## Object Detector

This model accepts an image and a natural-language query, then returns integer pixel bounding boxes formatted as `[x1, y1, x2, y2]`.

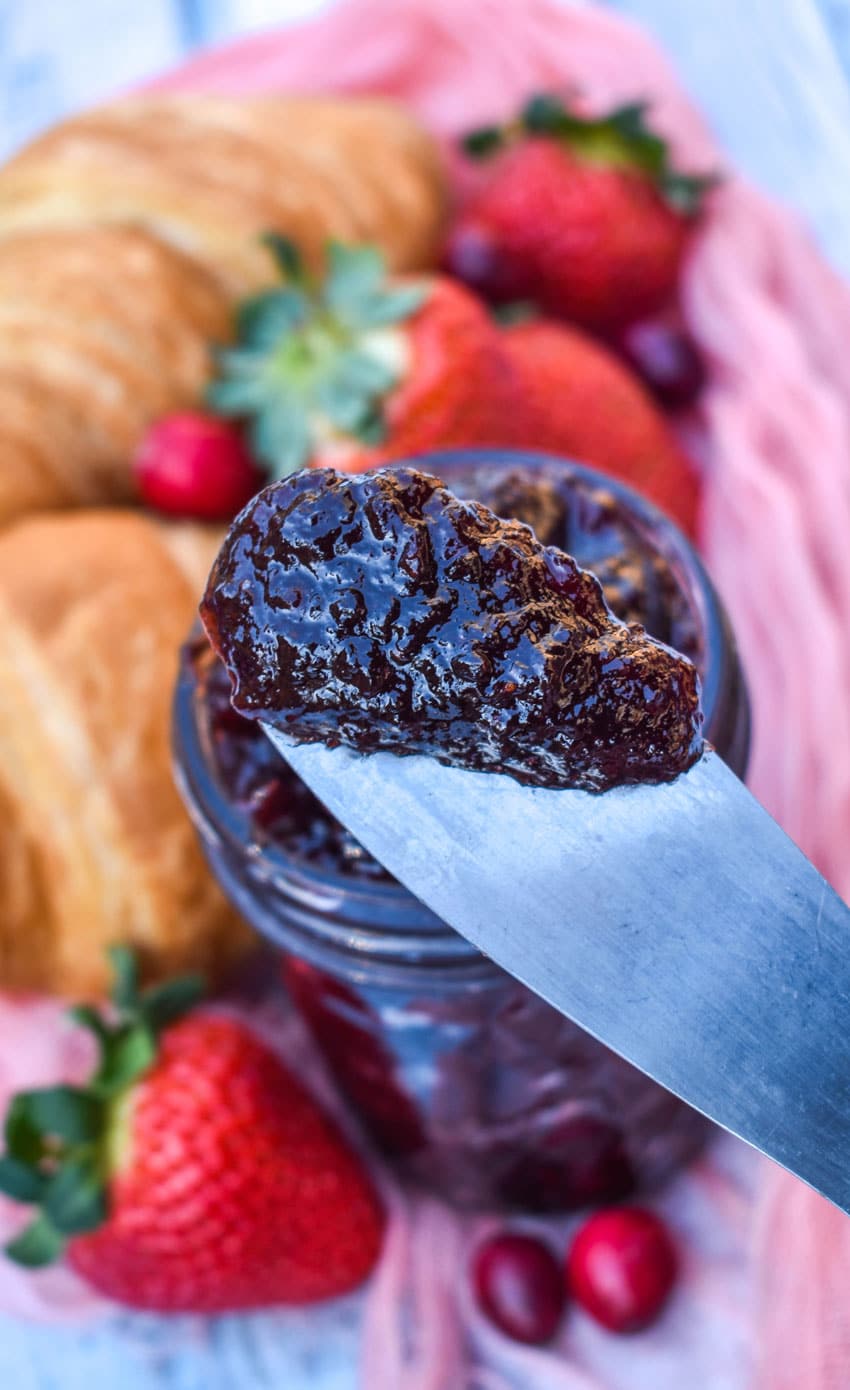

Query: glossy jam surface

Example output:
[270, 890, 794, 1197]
[201, 466, 703, 792]
[196, 461, 706, 875]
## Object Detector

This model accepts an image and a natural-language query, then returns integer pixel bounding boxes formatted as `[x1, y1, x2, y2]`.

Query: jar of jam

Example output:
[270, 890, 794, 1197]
[173, 450, 750, 1210]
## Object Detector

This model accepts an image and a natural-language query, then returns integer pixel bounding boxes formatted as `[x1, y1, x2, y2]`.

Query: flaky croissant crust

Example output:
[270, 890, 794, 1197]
[0, 95, 446, 289]
[0, 509, 253, 998]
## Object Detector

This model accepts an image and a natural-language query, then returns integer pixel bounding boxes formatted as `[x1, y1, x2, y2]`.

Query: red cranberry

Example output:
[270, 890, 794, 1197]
[473, 1232, 566, 1344]
[566, 1207, 678, 1333]
[134, 412, 265, 520]
[252, 776, 293, 831]
[209, 693, 253, 739]
[615, 318, 706, 410]
[283, 960, 426, 1157]
[500, 1115, 635, 1212]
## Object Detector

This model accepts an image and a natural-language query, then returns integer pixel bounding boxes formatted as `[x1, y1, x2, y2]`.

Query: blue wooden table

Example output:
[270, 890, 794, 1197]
[0, 1, 848, 1385]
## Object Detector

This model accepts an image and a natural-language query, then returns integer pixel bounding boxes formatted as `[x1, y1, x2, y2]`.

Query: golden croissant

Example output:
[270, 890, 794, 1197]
[0, 508, 253, 997]
[0, 94, 446, 528]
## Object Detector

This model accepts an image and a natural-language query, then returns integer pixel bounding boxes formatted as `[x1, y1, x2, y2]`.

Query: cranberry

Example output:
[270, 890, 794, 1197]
[135, 412, 264, 520]
[443, 220, 529, 305]
[473, 1232, 566, 1344]
[500, 1115, 635, 1212]
[566, 1207, 678, 1333]
[252, 776, 293, 831]
[283, 960, 425, 1157]
[209, 695, 252, 739]
[615, 317, 706, 411]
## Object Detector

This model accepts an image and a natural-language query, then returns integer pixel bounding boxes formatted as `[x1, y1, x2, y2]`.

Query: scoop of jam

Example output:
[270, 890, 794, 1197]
[201, 466, 702, 791]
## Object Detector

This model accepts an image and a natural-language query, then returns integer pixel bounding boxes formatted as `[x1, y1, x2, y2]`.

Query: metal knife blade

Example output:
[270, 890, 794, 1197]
[263, 731, 850, 1216]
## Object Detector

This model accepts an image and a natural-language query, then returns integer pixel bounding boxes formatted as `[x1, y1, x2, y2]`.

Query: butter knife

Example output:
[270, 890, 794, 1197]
[264, 732, 850, 1217]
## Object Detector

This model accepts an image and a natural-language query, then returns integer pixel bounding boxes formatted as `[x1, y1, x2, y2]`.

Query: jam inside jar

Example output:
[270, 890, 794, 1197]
[173, 450, 750, 1210]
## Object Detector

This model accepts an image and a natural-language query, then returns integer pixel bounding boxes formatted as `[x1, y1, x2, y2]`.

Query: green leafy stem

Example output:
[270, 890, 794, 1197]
[206, 235, 430, 479]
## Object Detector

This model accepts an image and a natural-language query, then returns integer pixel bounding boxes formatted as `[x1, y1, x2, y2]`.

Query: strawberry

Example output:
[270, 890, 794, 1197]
[502, 318, 700, 536]
[0, 949, 383, 1311]
[206, 234, 531, 478]
[134, 412, 265, 520]
[447, 95, 715, 333]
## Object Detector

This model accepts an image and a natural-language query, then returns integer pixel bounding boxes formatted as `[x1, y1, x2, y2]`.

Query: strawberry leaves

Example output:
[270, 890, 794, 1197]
[463, 93, 717, 216]
[463, 125, 504, 158]
[0, 948, 204, 1267]
[323, 243, 426, 328]
[142, 976, 207, 1034]
[91, 1027, 156, 1099]
[207, 238, 429, 478]
[42, 1158, 107, 1237]
[13, 1087, 103, 1143]
[5, 1215, 64, 1268]
[0, 1156, 45, 1203]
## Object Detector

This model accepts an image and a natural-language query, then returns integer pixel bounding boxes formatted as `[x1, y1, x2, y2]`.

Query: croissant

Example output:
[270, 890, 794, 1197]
[0, 95, 446, 528]
[0, 508, 253, 998]
[0, 226, 233, 521]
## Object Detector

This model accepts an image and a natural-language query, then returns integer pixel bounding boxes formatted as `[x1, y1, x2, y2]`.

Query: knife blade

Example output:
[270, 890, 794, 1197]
[263, 730, 850, 1216]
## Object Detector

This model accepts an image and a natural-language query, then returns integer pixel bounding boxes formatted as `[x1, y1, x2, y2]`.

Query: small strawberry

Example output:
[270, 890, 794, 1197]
[206, 234, 531, 478]
[134, 412, 265, 520]
[448, 95, 715, 333]
[502, 318, 700, 536]
[0, 948, 383, 1311]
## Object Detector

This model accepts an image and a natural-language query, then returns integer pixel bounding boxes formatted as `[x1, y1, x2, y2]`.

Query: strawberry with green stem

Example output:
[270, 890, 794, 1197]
[205, 233, 533, 478]
[447, 93, 716, 334]
[0, 947, 384, 1310]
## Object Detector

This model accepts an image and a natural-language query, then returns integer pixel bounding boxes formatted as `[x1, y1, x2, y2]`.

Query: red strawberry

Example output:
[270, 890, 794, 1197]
[0, 949, 383, 1311]
[134, 412, 264, 520]
[206, 234, 531, 479]
[447, 95, 714, 333]
[502, 318, 700, 536]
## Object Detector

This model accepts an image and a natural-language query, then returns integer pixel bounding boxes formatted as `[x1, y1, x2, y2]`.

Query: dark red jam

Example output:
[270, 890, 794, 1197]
[202, 653, 392, 882]
[201, 467, 703, 792]
[195, 462, 706, 875]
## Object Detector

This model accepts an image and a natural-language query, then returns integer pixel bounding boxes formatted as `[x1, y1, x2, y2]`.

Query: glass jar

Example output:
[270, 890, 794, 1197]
[173, 450, 750, 1211]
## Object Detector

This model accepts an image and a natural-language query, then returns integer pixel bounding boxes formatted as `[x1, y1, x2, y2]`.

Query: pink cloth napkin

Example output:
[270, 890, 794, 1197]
[4, 1, 850, 1386]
